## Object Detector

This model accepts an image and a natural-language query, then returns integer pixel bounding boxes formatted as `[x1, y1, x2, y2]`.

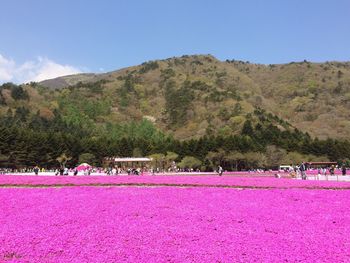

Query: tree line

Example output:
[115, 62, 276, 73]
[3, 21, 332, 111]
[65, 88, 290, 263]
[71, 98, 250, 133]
[1, 106, 350, 170]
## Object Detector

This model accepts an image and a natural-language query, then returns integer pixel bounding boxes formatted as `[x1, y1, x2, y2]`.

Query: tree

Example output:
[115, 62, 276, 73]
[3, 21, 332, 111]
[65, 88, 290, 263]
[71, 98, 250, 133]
[78, 153, 96, 165]
[206, 149, 226, 169]
[178, 156, 202, 170]
[337, 70, 343, 78]
[314, 155, 330, 162]
[281, 152, 305, 166]
[232, 103, 242, 116]
[56, 153, 72, 168]
[265, 145, 287, 168]
[132, 147, 143, 157]
[164, 151, 178, 170]
[224, 151, 245, 170]
[11, 85, 29, 100]
[149, 153, 165, 170]
[14, 107, 30, 122]
[241, 120, 254, 137]
[164, 80, 194, 125]
[244, 152, 266, 169]
[0, 153, 10, 168]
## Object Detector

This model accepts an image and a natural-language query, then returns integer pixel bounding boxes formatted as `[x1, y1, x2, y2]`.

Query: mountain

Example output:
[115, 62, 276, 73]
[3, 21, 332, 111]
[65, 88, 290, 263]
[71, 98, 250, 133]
[39, 73, 100, 89]
[2, 54, 350, 140]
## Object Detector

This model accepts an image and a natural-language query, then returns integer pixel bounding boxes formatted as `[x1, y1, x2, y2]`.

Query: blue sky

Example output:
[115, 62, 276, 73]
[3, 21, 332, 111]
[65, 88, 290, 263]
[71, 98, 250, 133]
[1, 0, 349, 83]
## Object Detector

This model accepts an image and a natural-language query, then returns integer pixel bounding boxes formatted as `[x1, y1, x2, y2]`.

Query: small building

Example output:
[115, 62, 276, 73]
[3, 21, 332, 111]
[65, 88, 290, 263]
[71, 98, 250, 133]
[103, 157, 152, 169]
[305, 162, 337, 167]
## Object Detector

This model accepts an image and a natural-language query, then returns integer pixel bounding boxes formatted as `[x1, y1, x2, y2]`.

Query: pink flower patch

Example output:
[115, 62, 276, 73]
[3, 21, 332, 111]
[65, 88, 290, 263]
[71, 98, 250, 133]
[0, 184, 350, 262]
[0, 174, 349, 189]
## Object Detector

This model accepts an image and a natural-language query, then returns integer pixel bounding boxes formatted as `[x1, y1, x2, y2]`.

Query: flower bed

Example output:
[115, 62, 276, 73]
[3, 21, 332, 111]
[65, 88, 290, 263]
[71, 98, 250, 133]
[0, 174, 349, 189]
[1, 186, 350, 262]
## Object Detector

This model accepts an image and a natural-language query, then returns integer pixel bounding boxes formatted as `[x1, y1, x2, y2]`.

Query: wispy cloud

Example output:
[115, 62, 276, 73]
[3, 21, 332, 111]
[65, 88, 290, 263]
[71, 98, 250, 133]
[0, 54, 82, 84]
[0, 54, 16, 82]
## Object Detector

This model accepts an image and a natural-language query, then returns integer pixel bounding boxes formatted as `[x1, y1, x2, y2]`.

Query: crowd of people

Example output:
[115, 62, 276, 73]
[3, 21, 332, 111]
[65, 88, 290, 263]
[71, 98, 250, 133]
[1, 162, 348, 180]
[281, 162, 347, 180]
[0, 165, 212, 176]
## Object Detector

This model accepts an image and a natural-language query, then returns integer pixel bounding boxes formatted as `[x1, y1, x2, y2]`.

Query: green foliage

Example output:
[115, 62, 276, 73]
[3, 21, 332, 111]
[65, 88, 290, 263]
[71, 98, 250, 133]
[14, 107, 30, 122]
[10, 84, 29, 100]
[1, 110, 350, 170]
[265, 145, 287, 168]
[69, 80, 107, 94]
[165, 80, 194, 126]
[2, 56, 350, 170]
[244, 152, 267, 168]
[132, 148, 143, 157]
[1, 82, 18, 90]
[0, 84, 7, 105]
[218, 107, 231, 121]
[178, 156, 202, 169]
[0, 94, 5, 105]
[139, 61, 159, 74]
[208, 89, 226, 102]
[224, 151, 245, 170]
[206, 149, 226, 167]
[165, 151, 178, 165]
[160, 68, 176, 80]
[117, 74, 139, 108]
[149, 153, 165, 169]
[58, 88, 112, 128]
[241, 120, 254, 137]
[78, 153, 96, 165]
[190, 81, 211, 92]
[337, 70, 343, 78]
[233, 103, 242, 116]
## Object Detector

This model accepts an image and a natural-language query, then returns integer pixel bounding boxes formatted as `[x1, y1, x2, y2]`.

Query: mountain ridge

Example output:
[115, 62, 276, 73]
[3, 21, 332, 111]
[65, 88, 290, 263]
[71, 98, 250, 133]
[2, 54, 350, 140]
[38, 54, 350, 89]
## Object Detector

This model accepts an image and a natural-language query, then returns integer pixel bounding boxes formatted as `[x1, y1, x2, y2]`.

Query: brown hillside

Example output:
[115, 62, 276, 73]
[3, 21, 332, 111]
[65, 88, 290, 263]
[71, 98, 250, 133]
[3, 55, 349, 140]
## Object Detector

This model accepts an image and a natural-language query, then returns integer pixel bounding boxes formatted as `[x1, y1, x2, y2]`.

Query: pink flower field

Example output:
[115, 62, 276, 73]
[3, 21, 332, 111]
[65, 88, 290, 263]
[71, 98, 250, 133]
[1, 176, 350, 262]
[1, 174, 350, 189]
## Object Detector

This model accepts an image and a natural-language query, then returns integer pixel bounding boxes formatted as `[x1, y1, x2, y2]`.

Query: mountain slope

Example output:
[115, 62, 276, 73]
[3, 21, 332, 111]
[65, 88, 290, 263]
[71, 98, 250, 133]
[2, 55, 350, 140]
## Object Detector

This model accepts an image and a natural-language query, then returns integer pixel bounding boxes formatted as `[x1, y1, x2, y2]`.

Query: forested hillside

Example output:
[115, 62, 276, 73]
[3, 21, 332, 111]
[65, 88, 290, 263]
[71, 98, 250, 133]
[1, 55, 350, 169]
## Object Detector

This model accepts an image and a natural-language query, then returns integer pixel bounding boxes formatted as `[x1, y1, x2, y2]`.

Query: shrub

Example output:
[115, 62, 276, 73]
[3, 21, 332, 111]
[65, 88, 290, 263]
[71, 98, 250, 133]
[11, 85, 29, 100]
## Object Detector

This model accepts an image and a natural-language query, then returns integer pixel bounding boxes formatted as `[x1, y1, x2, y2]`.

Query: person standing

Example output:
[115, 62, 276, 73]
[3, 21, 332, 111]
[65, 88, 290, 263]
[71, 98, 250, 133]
[317, 167, 321, 179]
[218, 165, 223, 176]
[295, 165, 300, 178]
[342, 164, 347, 176]
[300, 162, 307, 180]
[33, 166, 39, 175]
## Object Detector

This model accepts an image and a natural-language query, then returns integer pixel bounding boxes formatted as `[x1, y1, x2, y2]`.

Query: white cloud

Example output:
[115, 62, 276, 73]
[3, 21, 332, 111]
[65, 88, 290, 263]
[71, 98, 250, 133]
[0, 54, 82, 84]
[0, 54, 16, 82]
